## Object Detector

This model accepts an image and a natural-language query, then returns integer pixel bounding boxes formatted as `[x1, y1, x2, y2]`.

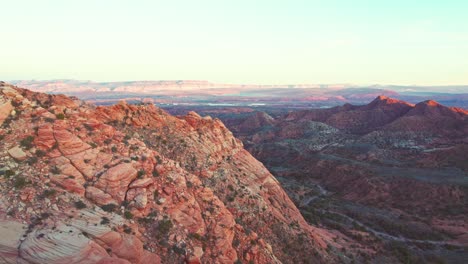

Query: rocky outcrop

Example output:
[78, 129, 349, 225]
[86, 186, 117, 205]
[10, 207, 160, 264]
[95, 163, 138, 202]
[0, 219, 26, 264]
[0, 83, 330, 263]
[54, 121, 92, 155]
[0, 99, 12, 126]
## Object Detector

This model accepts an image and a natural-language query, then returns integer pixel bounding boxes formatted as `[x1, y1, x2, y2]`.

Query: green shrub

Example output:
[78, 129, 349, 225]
[50, 166, 61, 174]
[172, 245, 185, 255]
[130, 145, 139, 151]
[100, 217, 110, 225]
[14, 176, 28, 189]
[4, 170, 15, 178]
[124, 226, 132, 234]
[55, 113, 65, 120]
[101, 203, 118, 212]
[35, 149, 46, 157]
[137, 169, 145, 178]
[51, 142, 59, 150]
[189, 232, 202, 240]
[155, 156, 162, 164]
[158, 219, 173, 234]
[124, 211, 133, 219]
[20, 136, 35, 149]
[84, 124, 94, 131]
[152, 169, 159, 177]
[41, 189, 57, 198]
[27, 156, 38, 165]
[74, 200, 87, 209]
[232, 238, 240, 247]
[40, 212, 51, 219]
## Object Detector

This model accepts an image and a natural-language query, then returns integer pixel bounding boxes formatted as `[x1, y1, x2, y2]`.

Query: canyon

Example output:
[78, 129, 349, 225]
[166, 95, 468, 263]
[1, 81, 467, 263]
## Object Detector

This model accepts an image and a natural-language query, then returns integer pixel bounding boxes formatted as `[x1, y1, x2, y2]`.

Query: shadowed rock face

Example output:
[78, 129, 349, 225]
[0, 83, 333, 264]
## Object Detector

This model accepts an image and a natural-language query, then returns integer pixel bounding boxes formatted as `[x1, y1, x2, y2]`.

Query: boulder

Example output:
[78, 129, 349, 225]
[95, 163, 137, 202]
[86, 186, 118, 206]
[8, 146, 27, 161]
[0, 100, 12, 126]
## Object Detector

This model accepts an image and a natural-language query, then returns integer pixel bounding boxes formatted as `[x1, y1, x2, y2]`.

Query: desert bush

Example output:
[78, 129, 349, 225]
[14, 176, 28, 189]
[35, 149, 46, 157]
[74, 200, 87, 209]
[101, 203, 118, 212]
[100, 217, 110, 225]
[84, 123, 94, 131]
[152, 169, 159, 177]
[4, 170, 15, 178]
[50, 166, 61, 174]
[124, 211, 133, 219]
[158, 219, 173, 234]
[41, 189, 57, 198]
[20, 135, 35, 149]
[27, 156, 38, 165]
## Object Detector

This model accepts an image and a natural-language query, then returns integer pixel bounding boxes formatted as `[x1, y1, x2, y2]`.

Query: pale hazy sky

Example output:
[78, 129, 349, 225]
[1, 0, 467, 85]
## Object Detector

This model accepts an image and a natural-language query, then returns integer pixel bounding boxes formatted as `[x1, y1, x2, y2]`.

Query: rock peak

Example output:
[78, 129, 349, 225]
[422, 100, 440, 107]
[368, 95, 411, 108]
[186, 111, 201, 118]
[376, 95, 390, 101]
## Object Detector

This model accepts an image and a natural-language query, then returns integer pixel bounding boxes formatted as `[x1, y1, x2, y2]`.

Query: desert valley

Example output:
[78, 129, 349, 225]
[0, 81, 466, 263]
[2, 1, 468, 263]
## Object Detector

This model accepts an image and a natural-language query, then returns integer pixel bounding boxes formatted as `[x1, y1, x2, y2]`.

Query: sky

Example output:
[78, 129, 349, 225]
[1, 0, 468, 85]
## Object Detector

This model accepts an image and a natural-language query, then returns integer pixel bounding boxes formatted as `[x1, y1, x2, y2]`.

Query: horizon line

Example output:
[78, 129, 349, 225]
[6, 79, 468, 88]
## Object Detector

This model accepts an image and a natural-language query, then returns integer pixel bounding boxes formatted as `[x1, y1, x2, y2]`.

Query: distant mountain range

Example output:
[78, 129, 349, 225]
[10, 80, 468, 108]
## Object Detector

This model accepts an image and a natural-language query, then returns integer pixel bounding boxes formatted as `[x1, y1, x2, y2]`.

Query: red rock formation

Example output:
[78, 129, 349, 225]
[0, 83, 332, 264]
[95, 163, 138, 202]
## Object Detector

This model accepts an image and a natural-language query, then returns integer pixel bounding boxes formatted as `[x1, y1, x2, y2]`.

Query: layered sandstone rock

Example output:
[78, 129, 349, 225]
[0, 83, 331, 264]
